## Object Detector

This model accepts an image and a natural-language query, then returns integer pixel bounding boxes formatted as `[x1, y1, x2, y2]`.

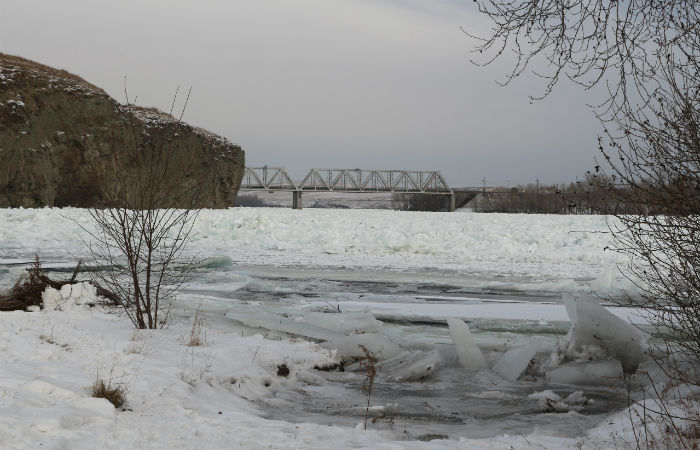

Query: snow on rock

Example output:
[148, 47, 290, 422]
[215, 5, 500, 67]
[529, 390, 564, 411]
[447, 318, 487, 370]
[528, 390, 592, 412]
[378, 349, 441, 382]
[492, 337, 551, 381]
[546, 360, 623, 386]
[564, 295, 647, 372]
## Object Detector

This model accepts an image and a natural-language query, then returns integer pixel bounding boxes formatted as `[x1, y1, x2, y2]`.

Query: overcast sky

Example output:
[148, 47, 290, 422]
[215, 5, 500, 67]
[1, 0, 602, 187]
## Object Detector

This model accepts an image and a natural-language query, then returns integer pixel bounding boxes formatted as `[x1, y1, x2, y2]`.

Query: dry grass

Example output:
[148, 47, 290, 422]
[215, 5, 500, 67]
[179, 347, 214, 385]
[186, 307, 207, 347]
[358, 345, 377, 430]
[39, 327, 55, 345]
[90, 379, 126, 409]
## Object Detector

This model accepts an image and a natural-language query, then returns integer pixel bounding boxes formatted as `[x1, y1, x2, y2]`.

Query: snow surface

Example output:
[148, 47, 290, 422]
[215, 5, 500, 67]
[0, 295, 625, 450]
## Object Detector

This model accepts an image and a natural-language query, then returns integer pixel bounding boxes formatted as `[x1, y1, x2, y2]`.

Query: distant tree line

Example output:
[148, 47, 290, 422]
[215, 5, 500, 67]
[391, 174, 700, 214]
[471, 174, 618, 214]
[391, 193, 447, 212]
[472, 174, 700, 215]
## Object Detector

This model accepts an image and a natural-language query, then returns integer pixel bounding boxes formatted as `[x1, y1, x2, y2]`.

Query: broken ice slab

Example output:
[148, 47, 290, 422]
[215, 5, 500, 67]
[545, 360, 623, 386]
[293, 310, 383, 334]
[447, 318, 487, 370]
[492, 337, 552, 381]
[563, 295, 647, 372]
[229, 305, 340, 341]
[320, 333, 402, 360]
[379, 349, 441, 382]
[228, 305, 402, 360]
[229, 305, 384, 338]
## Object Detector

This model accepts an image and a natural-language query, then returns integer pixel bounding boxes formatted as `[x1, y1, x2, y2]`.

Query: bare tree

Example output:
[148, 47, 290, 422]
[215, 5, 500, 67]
[79, 89, 199, 329]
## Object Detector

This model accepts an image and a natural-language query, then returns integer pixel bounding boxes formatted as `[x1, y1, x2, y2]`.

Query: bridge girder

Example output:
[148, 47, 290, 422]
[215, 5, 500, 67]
[240, 167, 452, 194]
[240, 167, 298, 191]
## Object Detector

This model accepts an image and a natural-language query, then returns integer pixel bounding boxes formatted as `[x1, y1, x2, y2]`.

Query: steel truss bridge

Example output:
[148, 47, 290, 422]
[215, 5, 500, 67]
[240, 167, 456, 210]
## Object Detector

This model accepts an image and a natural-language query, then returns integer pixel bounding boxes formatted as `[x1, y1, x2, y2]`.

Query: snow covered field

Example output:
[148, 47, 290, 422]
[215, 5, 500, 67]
[0, 208, 648, 449]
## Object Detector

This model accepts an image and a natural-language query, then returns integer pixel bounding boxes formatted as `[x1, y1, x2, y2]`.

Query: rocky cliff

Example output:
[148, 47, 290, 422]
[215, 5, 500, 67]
[0, 53, 244, 208]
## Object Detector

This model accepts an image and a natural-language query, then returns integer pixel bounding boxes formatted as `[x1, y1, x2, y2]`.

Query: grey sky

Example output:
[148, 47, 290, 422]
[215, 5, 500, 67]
[1, 0, 601, 187]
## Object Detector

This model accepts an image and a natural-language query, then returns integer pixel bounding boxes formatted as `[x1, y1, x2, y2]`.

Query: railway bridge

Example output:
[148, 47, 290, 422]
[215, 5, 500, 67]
[239, 167, 514, 211]
[240, 167, 457, 210]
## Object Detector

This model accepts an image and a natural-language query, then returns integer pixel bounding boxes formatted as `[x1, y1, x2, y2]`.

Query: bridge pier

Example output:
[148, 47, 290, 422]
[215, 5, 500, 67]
[292, 190, 303, 209]
[445, 193, 456, 212]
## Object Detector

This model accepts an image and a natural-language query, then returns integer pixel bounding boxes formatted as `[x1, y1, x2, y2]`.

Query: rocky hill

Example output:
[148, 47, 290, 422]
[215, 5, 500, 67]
[0, 53, 244, 208]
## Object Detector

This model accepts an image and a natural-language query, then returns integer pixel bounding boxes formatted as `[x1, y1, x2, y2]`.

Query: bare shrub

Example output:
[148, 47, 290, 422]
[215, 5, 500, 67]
[620, 368, 700, 450]
[78, 90, 199, 330]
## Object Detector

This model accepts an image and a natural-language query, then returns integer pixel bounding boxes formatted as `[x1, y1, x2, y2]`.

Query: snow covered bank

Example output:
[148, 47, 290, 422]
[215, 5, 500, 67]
[0, 208, 633, 295]
[0, 293, 621, 450]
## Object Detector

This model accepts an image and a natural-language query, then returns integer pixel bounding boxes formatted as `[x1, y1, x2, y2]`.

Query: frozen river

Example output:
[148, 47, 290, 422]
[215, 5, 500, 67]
[175, 264, 635, 439]
[0, 208, 645, 440]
